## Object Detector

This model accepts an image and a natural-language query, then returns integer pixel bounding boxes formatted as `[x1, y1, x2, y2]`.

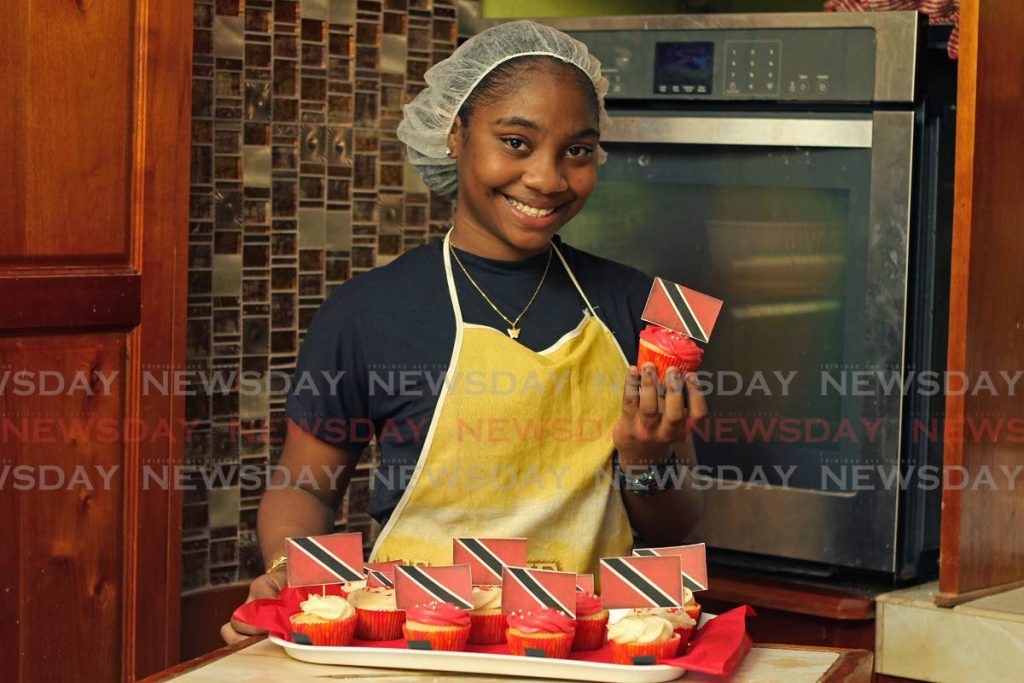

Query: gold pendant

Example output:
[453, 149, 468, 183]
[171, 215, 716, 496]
[507, 327, 521, 339]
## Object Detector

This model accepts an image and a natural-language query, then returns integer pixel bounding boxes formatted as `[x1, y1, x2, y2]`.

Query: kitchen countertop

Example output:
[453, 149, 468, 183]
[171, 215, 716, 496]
[141, 637, 873, 683]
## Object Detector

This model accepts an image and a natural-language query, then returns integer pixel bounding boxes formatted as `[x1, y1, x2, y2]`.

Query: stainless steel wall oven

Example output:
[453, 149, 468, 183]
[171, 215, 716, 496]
[537, 12, 956, 581]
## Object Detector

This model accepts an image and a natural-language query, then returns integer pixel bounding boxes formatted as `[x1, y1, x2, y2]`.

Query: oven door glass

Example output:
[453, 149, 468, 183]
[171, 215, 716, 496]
[561, 112, 914, 571]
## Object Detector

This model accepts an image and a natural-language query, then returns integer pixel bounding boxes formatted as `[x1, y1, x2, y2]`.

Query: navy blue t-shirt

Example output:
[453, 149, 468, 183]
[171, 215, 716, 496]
[285, 235, 653, 525]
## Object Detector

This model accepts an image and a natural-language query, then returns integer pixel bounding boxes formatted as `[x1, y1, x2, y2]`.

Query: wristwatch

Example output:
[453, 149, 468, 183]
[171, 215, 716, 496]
[614, 453, 679, 497]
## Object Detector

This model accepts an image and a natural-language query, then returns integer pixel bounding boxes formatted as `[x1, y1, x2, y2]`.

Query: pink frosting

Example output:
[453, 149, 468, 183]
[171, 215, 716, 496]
[640, 324, 704, 363]
[506, 608, 575, 634]
[406, 601, 470, 627]
[575, 592, 603, 618]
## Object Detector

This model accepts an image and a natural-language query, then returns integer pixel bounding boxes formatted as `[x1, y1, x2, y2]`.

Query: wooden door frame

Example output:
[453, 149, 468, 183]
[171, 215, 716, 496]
[123, 1, 192, 678]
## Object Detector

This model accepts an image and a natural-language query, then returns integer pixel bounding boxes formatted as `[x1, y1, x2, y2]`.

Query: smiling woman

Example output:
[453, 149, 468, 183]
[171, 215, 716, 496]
[223, 19, 708, 645]
[446, 56, 601, 260]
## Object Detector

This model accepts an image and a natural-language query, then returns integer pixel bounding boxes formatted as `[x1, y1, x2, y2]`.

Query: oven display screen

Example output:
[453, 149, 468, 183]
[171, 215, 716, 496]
[654, 42, 714, 95]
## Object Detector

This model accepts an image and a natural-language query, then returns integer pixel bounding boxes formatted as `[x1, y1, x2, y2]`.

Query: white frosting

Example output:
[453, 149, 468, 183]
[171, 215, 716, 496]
[607, 615, 676, 644]
[630, 607, 695, 631]
[299, 593, 354, 621]
[471, 586, 502, 612]
[683, 587, 697, 608]
[349, 587, 399, 610]
[343, 579, 367, 593]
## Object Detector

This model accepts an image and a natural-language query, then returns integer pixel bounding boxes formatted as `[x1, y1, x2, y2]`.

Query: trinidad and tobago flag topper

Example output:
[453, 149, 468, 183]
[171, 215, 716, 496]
[364, 560, 404, 588]
[285, 532, 365, 587]
[634, 542, 709, 592]
[599, 555, 684, 610]
[575, 573, 594, 593]
[501, 566, 577, 618]
[642, 277, 723, 344]
[453, 537, 528, 585]
[394, 564, 474, 611]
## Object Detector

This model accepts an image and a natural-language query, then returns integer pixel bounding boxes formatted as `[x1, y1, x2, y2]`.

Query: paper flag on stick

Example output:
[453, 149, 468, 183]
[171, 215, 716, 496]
[501, 567, 577, 618]
[634, 543, 709, 592]
[453, 537, 528, 585]
[599, 555, 683, 609]
[364, 560, 403, 588]
[575, 574, 594, 593]
[642, 277, 723, 343]
[394, 564, 473, 611]
[285, 532, 364, 587]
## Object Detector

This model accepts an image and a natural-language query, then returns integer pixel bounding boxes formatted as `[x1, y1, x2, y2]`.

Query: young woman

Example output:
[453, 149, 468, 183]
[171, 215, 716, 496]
[222, 20, 707, 644]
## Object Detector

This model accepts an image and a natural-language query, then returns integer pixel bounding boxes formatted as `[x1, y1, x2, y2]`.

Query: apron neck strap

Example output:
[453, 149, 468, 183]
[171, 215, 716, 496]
[443, 227, 600, 324]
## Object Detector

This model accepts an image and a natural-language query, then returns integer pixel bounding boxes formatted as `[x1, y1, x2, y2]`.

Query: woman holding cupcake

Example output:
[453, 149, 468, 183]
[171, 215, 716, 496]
[223, 20, 708, 645]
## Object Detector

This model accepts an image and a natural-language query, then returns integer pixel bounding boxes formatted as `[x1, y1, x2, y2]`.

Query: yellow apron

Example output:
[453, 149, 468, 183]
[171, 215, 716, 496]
[370, 230, 633, 575]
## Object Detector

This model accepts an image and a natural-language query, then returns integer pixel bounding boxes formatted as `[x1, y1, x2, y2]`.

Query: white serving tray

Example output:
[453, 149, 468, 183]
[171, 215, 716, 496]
[271, 637, 686, 682]
[271, 611, 712, 682]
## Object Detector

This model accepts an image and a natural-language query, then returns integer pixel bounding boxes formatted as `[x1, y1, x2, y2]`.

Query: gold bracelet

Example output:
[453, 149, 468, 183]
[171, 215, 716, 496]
[266, 555, 288, 574]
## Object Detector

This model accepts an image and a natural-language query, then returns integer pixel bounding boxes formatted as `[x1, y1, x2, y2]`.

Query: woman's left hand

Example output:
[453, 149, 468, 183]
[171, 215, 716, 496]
[613, 363, 707, 467]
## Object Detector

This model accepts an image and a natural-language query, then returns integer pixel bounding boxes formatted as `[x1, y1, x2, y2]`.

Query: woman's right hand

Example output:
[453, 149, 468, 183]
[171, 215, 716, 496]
[219, 568, 288, 645]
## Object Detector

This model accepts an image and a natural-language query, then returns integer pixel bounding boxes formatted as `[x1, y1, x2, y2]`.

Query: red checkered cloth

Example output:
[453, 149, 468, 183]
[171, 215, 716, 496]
[824, 0, 960, 59]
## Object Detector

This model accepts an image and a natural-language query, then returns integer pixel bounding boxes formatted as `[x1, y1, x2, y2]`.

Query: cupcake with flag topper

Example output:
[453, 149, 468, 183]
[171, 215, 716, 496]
[632, 543, 709, 628]
[571, 589, 608, 651]
[599, 554, 687, 663]
[506, 608, 576, 658]
[394, 563, 475, 650]
[468, 585, 506, 644]
[289, 593, 357, 646]
[500, 566, 578, 658]
[402, 601, 472, 651]
[628, 606, 696, 653]
[637, 277, 722, 384]
[349, 586, 406, 640]
[453, 538, 527, 645]
[607, 613, 682, 664]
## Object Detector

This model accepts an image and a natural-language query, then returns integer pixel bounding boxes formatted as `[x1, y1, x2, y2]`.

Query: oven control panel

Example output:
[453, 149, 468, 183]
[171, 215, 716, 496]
[573, 27, 878, 102]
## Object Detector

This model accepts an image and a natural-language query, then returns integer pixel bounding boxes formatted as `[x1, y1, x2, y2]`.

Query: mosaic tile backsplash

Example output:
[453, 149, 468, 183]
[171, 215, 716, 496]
[185, 0, 459, 592]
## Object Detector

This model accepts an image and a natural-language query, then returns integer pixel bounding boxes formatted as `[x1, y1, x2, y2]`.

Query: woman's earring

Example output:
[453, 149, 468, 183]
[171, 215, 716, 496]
[445, 146, 453, 157]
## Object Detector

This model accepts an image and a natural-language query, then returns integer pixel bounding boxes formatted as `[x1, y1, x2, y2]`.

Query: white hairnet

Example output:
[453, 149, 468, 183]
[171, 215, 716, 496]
[397, 20, 610, 199]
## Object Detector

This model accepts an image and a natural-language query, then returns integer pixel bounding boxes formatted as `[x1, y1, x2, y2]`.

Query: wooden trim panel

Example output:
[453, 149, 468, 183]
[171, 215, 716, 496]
[0, 273, 141, 331]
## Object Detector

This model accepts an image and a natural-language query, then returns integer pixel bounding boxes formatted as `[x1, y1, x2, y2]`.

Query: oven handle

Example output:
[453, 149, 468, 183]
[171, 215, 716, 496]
[603, 116, 873, 149]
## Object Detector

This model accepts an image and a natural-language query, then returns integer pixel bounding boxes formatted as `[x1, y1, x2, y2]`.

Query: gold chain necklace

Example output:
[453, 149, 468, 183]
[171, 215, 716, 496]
[449, 244, 553, 340]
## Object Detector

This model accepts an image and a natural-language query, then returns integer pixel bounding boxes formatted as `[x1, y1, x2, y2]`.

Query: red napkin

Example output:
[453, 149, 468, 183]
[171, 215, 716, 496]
[233, 587, 755, 677]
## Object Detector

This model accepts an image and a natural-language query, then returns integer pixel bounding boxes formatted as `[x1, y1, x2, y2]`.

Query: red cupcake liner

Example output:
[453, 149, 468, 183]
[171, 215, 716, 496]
[506, 629, 575, 659]
[571, 614, 609, 651]
[637, 340, 700, 385]
[610, 634, 682, 665]
[402, 623, 471, 652]
[355, 608, 406, 640]
[289, 613, 357, 646]
[673, 626, 696, 655]
[469, 612, 507, 645]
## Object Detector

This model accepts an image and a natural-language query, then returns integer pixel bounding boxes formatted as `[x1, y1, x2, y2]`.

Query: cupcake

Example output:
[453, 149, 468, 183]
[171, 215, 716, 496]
[402, 601, 471, 651]
[349, 586, 406, 640]
[506, 609, 575, 659]
[571, 591, 609, 651]
[288, 593, 357, 646]
[629, 607, 696, 654]
[607, 614, 682, 665]
[468, 585, 506, 644]
[683, 587, 702, 624]
[637, 324, 703, 384]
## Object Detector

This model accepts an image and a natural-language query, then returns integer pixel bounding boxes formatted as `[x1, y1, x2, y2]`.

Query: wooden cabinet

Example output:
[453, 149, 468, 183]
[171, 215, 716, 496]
[0, 1, 193, 680]
[939, 0, 1024, 602]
